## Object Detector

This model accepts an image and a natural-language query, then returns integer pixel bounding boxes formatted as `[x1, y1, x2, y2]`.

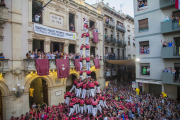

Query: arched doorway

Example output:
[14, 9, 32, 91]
[91, 72, 96, 80]
[29, 78, 48, 107]
[66, 74, 77, 91]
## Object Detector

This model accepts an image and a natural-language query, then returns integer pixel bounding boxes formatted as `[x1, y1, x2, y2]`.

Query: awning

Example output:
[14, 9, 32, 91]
[106, 59, 135, 66]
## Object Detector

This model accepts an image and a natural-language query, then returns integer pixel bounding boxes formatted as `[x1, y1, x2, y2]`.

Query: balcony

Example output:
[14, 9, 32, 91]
[104, 37, 116, 44]
[90, 59, 95, 67]
[0, 59, 9, 72]
[159, 0, 175, 9]
[161, 47, 180, 58]
[161, 20, 180, 34]
[162, 72, 180, 85]
[116, 25, 126, 33]
[105, 20, 115, 28]
[89, 31, 100, 39]
[117, 40, 122, 45]
[0, 6, 8, 23]
[24, 59, 76, 72]
[106, 56, 128, 60]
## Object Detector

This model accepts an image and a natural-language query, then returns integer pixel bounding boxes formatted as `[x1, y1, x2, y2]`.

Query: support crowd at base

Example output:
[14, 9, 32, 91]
[11, 80, 180, 120]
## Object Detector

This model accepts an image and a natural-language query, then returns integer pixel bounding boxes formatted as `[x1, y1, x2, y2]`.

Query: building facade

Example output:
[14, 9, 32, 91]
[92, 1, 136, 84]
[0, 0, 105, 119]
[134, 0, 180, 99]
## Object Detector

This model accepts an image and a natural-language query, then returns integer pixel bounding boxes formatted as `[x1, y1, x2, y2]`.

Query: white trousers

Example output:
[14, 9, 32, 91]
[75, 88, 77, 94]
[70, 85, 76, 92]
[81, 37, 84, 44]
[100, 100, 104, 107]
[91, 88, 95, 97]
[80, 75, 83, 80]
[69, 108, 74, 116]
[97, 86, 100, 93]
[82, 89, 86, 98]
[87, 105, 91, 114]
[80, 106, 84, 114]
[104, 100, 108, 108]
[76, 88, 81, 97]
[75, 104, 80, 113]
[84, 104, 87, 113]
[85, 50, 89, 57]
[86, 89, 90, 98]
[86, 62, 90, 71]
[92, 107, 97, 116]
[66, 97, 70, 106]
[79, 62, 82, 70]
[86, 37, 89, 45]
[97, 104, 102, 113]
[80, 50, 83, 57]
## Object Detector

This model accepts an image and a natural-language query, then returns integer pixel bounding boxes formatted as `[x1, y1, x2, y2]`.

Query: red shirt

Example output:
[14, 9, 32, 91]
[86, 71, 91, 74]
[69, 102, 75, 107]
[72, 98, 76, 103]
[86, 33, 90, 37]
[83, 83, 87, 89]
[85, 57, 90, 62]
[94, 81, 98, 86]
[89, 83, 95, 88]
[92, 100, 98, 106]
[76, 82, 81, 88]
[80, 57, 83, 62]
[86, 99, 91, 105]
[80, 70, 83, 75]
[74, 80, 77, 85]
[64, 94, 67, 99]
[80, 45, 84, 50]
[85, 45, 90, 49]
[80, 100, 85, 106]
[76, 98, 80, 103]
[86, 84, 90, 89]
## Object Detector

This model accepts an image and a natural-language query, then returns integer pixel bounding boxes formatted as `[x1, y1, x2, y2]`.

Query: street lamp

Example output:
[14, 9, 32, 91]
[12, 84, 25, 98]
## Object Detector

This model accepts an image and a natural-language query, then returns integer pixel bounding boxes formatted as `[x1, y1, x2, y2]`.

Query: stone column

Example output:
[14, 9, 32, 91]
[64, 42, 69, 53]
[44, 41, 50, 53]
[28, 39, 33, 52]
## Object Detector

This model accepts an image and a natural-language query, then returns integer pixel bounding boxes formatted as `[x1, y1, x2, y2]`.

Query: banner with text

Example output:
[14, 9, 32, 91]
[34, 23, 76, 40]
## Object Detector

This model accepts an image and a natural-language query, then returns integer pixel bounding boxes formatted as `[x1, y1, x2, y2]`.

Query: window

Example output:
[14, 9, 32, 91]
[69, 13, 75, 32]
[140, 63, 150, 75]
[138, 18, 148, 32]
[50, 42, 64, 53]
[89, 20, 95, 29]
[32, 0, 43, 24]
[69, 44, 75, 54]
[33, 39, 44, 52]
[105, 47, 108, 53]
[128, 37, 130, 45]
[111, 48, 114, 53]
[133, 39, 135, 46]
[139, 41, 149, 54]
[137, 0, 148, 11]
[90, 46, 95, 57]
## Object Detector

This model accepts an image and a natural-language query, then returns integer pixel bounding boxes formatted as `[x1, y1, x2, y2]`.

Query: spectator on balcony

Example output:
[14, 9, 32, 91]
[167, 40, 173, 47]
[30, 52, 35, 59]
[141, 2, 145, 7]
[105, 52, 109, 59]
[147, 67, 150, 75]
[91, 53, 94, 59]
[140, 46, 144, 54]
[144, 1, 147, 6]
[147, 46, 149, 54]
[105, 33, 107, 39]
[163, 68, 168, 72]
[26, 53, 31, 59]
[138, 2, 142, 8]
[105, 17, 109, 24]
[95, 54, 100, 59]
[0, 0, 6, 7]
[172, 68, 176, 80]
[70, 23, 75, 32]
[35, 13, 41, 23]
[168, 67, 172, 73]
[142, 67, 146, 75]
[170, 15, 175, 22]
[51, 52, 56, 59]
[165, 16, 170, 22]
[161, 39, 167, 47]
[0, 53, 5, 59]
[144, 46, 147, 54]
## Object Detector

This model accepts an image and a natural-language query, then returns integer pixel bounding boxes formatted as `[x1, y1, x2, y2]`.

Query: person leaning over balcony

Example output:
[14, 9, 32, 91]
[0, 0, 6, 7]
[35, 13, 41, 23]
[172, 68, 176, 80]
[144, 46, 147, 54]
[26, 53, 31, 59]
[140, 46, 144, 54]
[142, 67, 146, 75]
[105, 17, 109, 24]
[147, 67, 150, 75]
[31, 52, 35, 59]
[161, 39, 167, 47]
[70, 23, 75, 32]
[147, 46, 149, 54]
[163, 68, 168, 72]
[168, 67, 172, 73]
[167, 40, 173, 47]
[0, 53, 5, 59]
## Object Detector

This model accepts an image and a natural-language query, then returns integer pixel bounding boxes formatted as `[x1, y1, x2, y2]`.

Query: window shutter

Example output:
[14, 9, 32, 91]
[139, 19, 148, 28]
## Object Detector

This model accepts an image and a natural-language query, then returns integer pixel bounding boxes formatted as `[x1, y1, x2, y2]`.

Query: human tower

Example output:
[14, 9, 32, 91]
[64, 18, 108, 117]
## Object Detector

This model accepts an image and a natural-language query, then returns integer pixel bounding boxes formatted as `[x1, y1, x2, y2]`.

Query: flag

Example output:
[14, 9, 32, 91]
[94, 59, 100, 69]
[175, 0, 180, 9]
[93, 31, 99, 43]
[56, 59, 70, 78]
[74, 59, 80, 71]
[35, 59, 49, 76]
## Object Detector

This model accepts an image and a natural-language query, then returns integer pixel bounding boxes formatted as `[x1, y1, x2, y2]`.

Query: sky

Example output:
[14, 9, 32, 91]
[85, 0, 134, 18]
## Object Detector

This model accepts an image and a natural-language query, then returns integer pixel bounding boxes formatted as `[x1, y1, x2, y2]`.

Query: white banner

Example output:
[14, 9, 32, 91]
[34, 23, 76, 40]
[132, 81, 136, 88]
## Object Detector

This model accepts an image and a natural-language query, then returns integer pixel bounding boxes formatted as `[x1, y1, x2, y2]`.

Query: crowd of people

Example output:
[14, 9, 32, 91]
[140, 46, 149, 54]
[105, 52, 115, 60]
[0, 53, 5, 59]
[11, 81, 180, 120]
[163, 67, 180, 82]
[138, 0, 148, 11]
[165, 15, 180, 24]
